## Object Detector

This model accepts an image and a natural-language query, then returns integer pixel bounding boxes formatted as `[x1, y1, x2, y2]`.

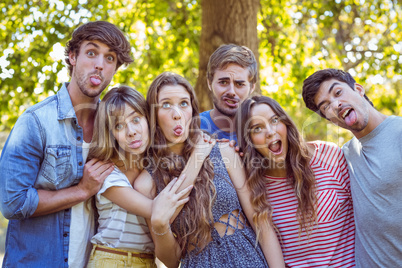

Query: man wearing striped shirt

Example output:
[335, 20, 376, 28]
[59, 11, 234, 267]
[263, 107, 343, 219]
[303, 68, 402, 268]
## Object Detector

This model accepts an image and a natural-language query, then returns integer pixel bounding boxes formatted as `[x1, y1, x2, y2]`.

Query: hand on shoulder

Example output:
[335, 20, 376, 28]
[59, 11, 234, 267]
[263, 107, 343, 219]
[193, 131, 217, 159]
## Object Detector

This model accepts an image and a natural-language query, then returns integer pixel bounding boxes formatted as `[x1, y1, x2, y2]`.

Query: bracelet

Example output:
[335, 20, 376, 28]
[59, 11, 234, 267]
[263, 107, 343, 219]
[151, 224, 171, 236]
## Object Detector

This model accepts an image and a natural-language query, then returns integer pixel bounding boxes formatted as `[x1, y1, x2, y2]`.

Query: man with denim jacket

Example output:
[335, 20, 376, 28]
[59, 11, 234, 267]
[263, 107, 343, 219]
[0, 21, 133, 267]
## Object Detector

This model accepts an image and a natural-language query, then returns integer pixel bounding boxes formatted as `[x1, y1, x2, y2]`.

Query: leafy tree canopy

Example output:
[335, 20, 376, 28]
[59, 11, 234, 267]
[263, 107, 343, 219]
[259, 0, 402, 142]
[1, 0, 401, 144]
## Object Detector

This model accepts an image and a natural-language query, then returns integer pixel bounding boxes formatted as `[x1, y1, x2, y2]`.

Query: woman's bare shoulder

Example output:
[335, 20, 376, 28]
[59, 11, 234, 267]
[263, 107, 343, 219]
[134, 169, 156, 198]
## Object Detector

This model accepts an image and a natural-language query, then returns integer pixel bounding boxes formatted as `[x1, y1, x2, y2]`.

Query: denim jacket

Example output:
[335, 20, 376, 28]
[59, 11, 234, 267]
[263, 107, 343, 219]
[0, 83, 87, 267]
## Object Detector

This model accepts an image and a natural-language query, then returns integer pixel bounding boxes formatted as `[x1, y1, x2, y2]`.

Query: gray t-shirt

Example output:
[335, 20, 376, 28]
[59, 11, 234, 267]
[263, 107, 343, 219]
[342, 115, 402, 268]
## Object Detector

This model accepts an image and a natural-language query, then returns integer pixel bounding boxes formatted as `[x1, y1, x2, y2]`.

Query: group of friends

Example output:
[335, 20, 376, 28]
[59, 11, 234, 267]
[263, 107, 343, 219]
[0, 21, 401, 268]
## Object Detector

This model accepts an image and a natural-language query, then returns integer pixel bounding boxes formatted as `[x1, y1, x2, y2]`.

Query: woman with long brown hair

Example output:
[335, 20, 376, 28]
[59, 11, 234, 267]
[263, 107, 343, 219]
[134, 72, 284, 267]
[86, 85, 207, 267]
[236, 95, 355, 267]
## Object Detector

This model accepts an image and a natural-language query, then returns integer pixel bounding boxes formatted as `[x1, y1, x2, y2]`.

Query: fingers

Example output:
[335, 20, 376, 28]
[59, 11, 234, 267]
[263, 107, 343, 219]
[78, 159, 114, 197]
[197, 132, 214, 146]
[164, 177, 179, 192]
[98, 162, 114, 175]
[202, 132, 215, 144]
[98, 164, 114, 180]
[170, 174, 186, 193]
[229, 140, 237, 147]
[234, 146, 244, 157]
[158, 175, 192, 200]
[176, 184, 193, 199]
[85, 158, 113, 177]
[176, 197, 190, 207]
[86, 158, 98, 165]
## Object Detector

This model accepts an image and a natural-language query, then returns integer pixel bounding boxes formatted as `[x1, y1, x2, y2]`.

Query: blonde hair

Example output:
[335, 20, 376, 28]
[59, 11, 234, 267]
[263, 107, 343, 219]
[88, 85, 149, 166]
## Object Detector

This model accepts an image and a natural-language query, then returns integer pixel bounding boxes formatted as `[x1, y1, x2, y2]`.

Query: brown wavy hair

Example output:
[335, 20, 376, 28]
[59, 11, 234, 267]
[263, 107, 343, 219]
[65, 21, 133, 76]
[236, 95, 316, 234]
[146, 72, 216, 255]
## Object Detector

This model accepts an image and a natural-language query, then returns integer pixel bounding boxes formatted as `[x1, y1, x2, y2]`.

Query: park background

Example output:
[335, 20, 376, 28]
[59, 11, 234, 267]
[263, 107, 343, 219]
[0, 0, 401, 262]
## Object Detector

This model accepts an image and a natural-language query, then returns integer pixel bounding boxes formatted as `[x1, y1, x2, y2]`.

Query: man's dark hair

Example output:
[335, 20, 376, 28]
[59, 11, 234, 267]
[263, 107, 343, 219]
[302, 68, 373, 116]
[64, 21, 133, 76]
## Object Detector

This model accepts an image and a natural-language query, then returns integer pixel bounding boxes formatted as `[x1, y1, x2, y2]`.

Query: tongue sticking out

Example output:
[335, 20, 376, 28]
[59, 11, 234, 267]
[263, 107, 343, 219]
[90, 77, 101, 86]
[174, 128, 183, 136]
[269, 141, 281, 153]
[344, 110, 357, 126]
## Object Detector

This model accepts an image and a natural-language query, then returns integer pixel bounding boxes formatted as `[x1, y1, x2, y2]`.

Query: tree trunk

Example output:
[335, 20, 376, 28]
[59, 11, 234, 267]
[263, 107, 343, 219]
[195, 0, 260, 112]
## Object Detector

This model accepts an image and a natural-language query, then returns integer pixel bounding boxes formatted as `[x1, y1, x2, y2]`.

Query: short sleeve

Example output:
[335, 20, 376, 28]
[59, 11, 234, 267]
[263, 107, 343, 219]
[97, 167, 132, 196]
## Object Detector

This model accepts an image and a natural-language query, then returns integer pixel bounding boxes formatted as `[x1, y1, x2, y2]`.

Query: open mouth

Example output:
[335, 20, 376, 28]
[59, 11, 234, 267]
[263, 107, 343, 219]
[268, 140, 282, 155]
[223, 97, 238, 108]
[341, 108, 352, 119]
[340, 108, 357, 126]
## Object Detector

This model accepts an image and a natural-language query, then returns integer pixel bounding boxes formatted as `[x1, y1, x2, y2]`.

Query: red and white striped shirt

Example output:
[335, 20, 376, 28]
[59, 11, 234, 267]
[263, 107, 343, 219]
[266, 141, 355, 267]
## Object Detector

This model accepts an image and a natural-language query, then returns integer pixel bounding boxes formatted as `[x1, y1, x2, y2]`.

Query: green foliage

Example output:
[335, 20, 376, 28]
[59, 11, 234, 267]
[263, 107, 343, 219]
[0, 0, 200, 130]
[0, 0, 401, 139]
[258, 0, 402, 142]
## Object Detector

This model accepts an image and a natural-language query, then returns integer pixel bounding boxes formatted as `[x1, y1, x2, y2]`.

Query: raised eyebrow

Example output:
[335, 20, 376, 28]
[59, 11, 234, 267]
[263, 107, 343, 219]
[249, 114, 275, 128]
[270, 114, 280, 122]
[272, 114, 280, 120]
[160, 97, 190, 101]
[249, 122, 261, 129]
[317, 82, 340, 110]
[158, 98, 171, 103]
[85, 42, 115, 54]
[128, 111, 138, 117]
[84, 42, 100, 49]
[114, 110, 137, 123]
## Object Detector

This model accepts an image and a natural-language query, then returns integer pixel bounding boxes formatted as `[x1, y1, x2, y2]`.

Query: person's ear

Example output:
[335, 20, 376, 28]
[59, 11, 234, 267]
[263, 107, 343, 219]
[69, 52, 77, 66]
[250, 83, 256, 94]
[207, 81, 212, 91]
[355, 83, 365, 96]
